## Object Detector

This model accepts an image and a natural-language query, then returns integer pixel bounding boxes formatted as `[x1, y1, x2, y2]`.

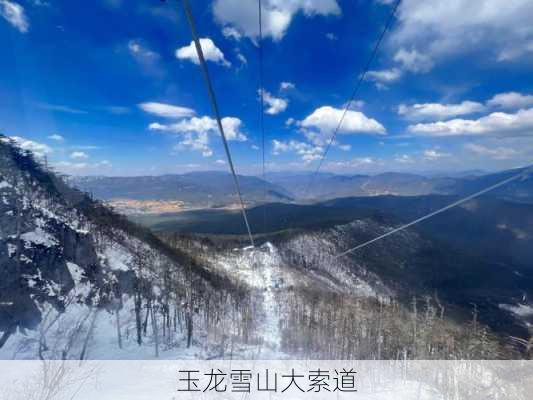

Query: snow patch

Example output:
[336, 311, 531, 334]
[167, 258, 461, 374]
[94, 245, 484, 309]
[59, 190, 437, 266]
[21, 227, 58, 248]
[101, 244, 132, 271]
[500, 303, 533, 317]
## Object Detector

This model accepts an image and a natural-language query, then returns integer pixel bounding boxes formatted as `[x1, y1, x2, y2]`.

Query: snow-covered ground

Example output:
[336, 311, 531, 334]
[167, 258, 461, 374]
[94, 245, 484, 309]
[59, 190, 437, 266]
[210, 242, 289, 359]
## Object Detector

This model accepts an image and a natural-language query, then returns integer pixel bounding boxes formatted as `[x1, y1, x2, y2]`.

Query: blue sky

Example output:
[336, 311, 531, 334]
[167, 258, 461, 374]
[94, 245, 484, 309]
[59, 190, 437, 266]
[1, 0, 533, 176]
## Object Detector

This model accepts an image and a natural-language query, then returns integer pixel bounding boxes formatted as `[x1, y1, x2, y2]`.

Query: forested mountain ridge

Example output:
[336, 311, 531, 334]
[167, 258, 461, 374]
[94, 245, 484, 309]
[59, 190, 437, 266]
[0, 136, 245, 359]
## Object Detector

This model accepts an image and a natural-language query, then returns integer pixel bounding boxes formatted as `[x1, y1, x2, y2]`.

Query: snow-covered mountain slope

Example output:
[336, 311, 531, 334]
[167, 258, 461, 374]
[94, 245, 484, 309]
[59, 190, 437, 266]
[0, 137, 245, 360]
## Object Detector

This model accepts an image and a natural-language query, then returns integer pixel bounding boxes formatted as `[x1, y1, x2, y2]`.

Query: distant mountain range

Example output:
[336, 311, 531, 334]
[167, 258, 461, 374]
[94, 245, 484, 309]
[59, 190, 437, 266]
[69, 171, 293, 206]
[267, 167, 533, 203]
[70, 166, 533, 207]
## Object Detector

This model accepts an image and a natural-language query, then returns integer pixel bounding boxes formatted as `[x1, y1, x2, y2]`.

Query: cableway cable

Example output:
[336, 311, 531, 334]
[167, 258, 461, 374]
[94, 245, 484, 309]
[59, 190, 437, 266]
[258, 0, 267, 236]
[335, 166, 533, 257]
[181, 0, 255, 247]
[303, 0, 402, 198]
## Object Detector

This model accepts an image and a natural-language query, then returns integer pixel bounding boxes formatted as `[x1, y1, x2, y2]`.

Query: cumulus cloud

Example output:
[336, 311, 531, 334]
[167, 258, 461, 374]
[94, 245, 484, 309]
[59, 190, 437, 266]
[213, 0, 341, 41]
[366, 68, 402, 83]
[150, 116, 247, 141]
[7, 136, 52, 157]
[70, 151, 88, 160]
[176, 38, 230, 67]
[393, 48, 434, 73]
[174, 131, 213, 157]
[487, 92, 533, 109]
[464, 143, 519, 160]
[390, 0, 533, 66]
[138, 102, 195, 119]
[222, 26, 242, 40]
[149, 116, 247, 157]
[365, 68, 402, 89]
[398, 101, 485, 120]
[215, 159, 226, 165]
[272, 139, 322, 162]
[299, 106, 386, 136]
[47, 134, 64, 142]
[0, 0, 29, 33]
[407, 108, 533, 137]
[259, 89, 288, 115]
[280, 81, 295, 91]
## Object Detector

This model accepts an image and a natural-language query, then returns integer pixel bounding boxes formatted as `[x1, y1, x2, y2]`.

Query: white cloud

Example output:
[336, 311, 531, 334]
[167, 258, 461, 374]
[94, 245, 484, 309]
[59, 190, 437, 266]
[0, 0, 29, 33]
[280, 81, 295, 91]
[222, 26, 242, 40]
[272, 139, 322, 163]
[174, 131, 213, 157]
[128, 40, 158, 60]
[149, 115, 247, 157]
[47, 134, 64, 142]
[365, 68, 402, 89]
[408, 108, 533, 137]
[487, 92, 533, 109]
[8, 136, 52, 157]
[325, 32, 338, 41]
[390, 0, 533, 66]
[218, 117, 248, 141]
[138, 102, 195, 119]
[259, 89, 288, 115]
[213, 0, 341, 41]
[423, 149, 449, 160]
[251, 144, 260, 150]
[366, 68, 402, 83]
[464, 143, 519, 160]
[398, 101, 485, 120]
[395, 154, 414, 164]
[299, 106, 386, 136]
[175, 38, 230, 67]
[149, 116, 247, 141]
[215, 159, 226, 165]
[393, 48, 434, 73]
[70, 151, 88, 160]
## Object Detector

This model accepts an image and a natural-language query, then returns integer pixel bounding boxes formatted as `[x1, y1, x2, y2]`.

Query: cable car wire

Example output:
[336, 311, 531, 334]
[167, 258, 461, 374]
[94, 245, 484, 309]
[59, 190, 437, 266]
[258, 0, 267, 236]
[182, 0, 255, 247]
[335, 166, 533, 257]
[303, 0, 402, 198]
